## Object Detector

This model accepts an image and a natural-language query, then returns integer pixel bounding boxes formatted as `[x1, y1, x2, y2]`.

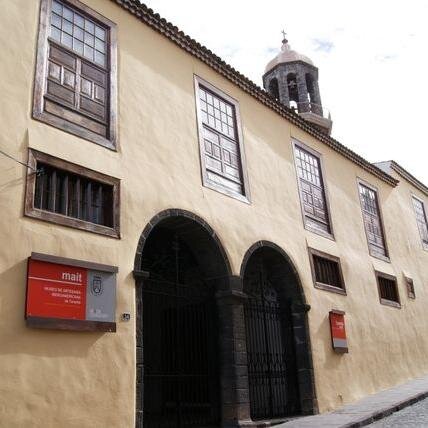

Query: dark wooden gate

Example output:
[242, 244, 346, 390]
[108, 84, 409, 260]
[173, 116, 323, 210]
[142, 234, 220, 428]
[244, 261, 299, 420]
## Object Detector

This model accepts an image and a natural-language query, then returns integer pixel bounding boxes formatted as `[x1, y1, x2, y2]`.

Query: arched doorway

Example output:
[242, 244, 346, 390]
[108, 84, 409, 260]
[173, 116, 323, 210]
[241, 241, 316, 421]
[134, 210, 231, 428]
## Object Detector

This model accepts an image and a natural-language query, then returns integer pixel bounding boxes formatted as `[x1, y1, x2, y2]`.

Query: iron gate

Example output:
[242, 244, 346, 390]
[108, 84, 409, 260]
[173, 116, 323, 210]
[142, 235, 220, 428]
[244, 262, 298, 420]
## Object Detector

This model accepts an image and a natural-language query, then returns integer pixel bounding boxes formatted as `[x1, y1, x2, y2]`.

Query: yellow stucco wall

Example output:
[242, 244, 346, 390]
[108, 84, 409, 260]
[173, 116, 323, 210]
[1, 0, 428, 426]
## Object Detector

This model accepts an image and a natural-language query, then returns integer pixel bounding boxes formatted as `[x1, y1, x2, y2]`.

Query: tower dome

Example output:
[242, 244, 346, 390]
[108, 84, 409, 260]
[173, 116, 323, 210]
[262, 35, 332, 135]
[265, 39, 314, 74]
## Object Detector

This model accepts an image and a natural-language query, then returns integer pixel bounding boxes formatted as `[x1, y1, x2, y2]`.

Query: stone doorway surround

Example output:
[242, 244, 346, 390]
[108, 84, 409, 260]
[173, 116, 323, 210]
[134, 211, 317, 427]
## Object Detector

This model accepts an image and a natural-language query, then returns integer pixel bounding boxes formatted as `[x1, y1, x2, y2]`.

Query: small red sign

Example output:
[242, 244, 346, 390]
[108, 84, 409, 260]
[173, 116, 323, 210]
[27, 259, 87, 320]
[329, 310, 348, 353]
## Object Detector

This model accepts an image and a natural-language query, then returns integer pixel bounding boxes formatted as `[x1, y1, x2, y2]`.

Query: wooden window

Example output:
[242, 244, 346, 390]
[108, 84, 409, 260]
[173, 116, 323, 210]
[33, 0, 117, 150]
[309, 248, 346, 295]
[405, 276, 416, 299]
[25, 149, 120, 237]
[358, 182, 388, 259]
[412, 196, 428, 250]
[194, 76, 250, 203]
[375, 272, 400, 307]
[294, 143, 332, 236]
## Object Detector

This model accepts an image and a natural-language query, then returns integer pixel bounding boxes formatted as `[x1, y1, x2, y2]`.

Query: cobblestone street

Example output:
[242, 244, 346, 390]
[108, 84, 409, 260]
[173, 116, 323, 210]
[368, 397, 428, 427]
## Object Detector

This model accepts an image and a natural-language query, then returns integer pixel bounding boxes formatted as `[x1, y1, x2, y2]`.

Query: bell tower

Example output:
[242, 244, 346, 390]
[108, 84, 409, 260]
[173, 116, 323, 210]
[263, 34, 332, 135]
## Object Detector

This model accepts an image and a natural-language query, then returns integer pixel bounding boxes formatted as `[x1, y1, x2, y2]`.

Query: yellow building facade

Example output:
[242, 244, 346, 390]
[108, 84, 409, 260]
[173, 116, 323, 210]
[1, 0, 428, 427]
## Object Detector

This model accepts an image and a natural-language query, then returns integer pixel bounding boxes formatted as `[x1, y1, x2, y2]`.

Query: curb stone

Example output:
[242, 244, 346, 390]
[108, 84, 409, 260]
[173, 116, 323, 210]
[344, 391, 428, 428]
[277, 375, 428, 428]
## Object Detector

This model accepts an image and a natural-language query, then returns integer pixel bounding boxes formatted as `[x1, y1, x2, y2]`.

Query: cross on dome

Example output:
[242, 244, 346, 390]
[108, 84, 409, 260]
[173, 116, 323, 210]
[281, 29, 289, 46]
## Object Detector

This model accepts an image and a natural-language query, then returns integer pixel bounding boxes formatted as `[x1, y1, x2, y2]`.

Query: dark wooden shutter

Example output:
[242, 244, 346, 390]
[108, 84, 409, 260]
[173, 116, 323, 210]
[294, 146, 330, 233]
[43, 0, 110, 139]
[45, 42, 108, 138]
[359, 184, 387, 257]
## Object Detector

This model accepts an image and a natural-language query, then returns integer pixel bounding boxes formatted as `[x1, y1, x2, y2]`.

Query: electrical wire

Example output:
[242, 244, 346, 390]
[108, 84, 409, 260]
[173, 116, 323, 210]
[0, 148, 38, 172]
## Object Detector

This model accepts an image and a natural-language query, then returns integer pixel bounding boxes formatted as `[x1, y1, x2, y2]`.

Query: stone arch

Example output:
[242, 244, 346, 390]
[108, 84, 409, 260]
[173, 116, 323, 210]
[240, 240, 306, 301]
[305, 73, 315, 105]
[134, 208, 232, 279]
[240, 240, 318, 418]
[286, 72, 299, 109]
[134, 209, 238, 427]
[268, 77, 280, 101]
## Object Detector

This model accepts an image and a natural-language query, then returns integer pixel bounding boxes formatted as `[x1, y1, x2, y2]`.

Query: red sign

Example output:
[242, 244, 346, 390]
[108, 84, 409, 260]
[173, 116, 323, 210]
[26, 259, 87, 320]
[329, 310, 348, 353]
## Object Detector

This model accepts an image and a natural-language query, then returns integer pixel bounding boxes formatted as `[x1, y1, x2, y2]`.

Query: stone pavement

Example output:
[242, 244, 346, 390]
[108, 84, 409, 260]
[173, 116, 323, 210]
[368, 396, 428, 427]
[277, 374, 428, 428]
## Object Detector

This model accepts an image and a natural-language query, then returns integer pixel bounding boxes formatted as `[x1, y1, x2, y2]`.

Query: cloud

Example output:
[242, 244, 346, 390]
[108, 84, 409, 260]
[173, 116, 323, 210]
[375, 53, 398, 62]
[142, 0, 428, 185]
[312, 38, 335, 53]
[265, 47, 278, 55]
[221, 45, 240, 57]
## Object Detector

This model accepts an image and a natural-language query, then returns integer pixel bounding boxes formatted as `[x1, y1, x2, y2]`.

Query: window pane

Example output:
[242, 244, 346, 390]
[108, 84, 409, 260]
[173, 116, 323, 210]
[95, 26, 106, 41]
[74, 26, 84, 41]
[51, 13, 62, 29]
[73, 13, 84, 28]
[51, 26, 61, 42]
[73, 39, 84, 55]
[84, 32, 95, 47]
[84, 45, 94, 61]
[61, 32, 73, 49]
[94, 51, 105, 67]
[49, 1, 108, 66]
[62, 18, 73, 35]
[85, 19, 95, 34]
[95, 38, 105, 53]
[52, 0, 62, 15]
[62, 6, 73, 21]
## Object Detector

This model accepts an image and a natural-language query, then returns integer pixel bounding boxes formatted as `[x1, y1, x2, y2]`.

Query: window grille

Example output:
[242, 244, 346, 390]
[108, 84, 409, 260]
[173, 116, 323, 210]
[376, 273, 400, 306]
[35, 163, 113, 227]
[309, 249, 345, 294]
[313, 255, 343, 289]
[25, 149, 120, 237]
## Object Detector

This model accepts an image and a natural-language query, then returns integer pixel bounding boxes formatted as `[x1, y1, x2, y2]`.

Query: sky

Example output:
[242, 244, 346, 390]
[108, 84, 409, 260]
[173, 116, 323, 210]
[142, 0, 428, 185]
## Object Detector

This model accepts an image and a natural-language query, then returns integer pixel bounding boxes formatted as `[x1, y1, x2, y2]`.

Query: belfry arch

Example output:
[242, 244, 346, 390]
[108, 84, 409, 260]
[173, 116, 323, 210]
[240, 241, 317, 420]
